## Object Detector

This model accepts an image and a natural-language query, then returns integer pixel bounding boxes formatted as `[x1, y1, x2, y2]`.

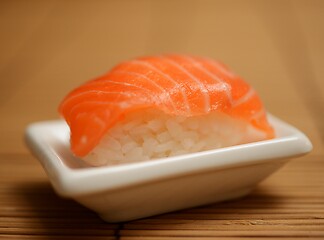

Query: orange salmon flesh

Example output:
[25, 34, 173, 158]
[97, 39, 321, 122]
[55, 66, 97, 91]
[59, 55, 274, 157]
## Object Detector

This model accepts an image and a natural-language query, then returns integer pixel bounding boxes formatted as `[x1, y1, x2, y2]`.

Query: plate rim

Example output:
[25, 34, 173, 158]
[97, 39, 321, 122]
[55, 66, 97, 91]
[25, 114, 312, 197]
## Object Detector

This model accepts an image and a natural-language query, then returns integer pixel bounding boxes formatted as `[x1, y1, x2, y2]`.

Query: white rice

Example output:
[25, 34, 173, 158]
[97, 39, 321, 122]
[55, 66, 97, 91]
[84, 108, 266, 166]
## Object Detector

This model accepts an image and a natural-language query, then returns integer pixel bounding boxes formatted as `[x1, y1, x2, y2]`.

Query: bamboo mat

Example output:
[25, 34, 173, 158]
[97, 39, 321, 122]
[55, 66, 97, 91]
[0, 0, 323, 239]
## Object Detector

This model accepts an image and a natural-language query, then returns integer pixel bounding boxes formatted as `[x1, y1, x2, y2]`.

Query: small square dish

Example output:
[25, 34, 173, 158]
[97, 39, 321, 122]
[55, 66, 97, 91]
[25, 114, 312, 222]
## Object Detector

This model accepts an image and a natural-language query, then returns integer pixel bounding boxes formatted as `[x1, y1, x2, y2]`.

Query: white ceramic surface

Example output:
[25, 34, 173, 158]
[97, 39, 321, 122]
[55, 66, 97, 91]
[25, 115, 312, 222]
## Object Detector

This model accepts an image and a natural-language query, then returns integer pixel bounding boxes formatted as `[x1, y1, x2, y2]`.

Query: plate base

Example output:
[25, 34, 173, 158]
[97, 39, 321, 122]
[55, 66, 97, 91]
[99, 187, 253, 223]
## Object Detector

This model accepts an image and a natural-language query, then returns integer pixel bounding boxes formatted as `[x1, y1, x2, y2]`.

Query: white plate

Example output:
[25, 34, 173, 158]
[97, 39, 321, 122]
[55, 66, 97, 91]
[25, 115, 312, 222]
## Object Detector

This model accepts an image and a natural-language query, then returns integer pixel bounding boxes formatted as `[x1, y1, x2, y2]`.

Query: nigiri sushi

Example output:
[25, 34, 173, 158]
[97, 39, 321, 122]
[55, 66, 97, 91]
[59, 54, 274, 166]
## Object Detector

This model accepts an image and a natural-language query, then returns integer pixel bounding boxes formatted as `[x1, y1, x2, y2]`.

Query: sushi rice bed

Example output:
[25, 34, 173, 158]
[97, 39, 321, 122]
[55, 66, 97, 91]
[84, 109, 266, 166]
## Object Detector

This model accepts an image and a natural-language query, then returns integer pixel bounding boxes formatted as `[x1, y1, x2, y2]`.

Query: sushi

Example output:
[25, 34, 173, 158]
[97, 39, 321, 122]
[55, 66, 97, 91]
[59, 54, 274, 166]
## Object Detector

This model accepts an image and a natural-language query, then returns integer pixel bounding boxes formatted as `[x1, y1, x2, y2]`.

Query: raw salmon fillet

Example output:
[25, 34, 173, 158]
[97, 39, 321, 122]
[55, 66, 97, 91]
[59, 55, 274, 157]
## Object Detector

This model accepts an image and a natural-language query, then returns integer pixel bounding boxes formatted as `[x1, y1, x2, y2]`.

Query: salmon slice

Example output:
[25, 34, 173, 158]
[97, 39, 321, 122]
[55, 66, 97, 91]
[59, 54, 274, 157]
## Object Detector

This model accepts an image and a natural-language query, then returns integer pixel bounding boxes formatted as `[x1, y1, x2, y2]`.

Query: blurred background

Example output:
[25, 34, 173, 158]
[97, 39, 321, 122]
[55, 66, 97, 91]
[0, 0, 323, 155]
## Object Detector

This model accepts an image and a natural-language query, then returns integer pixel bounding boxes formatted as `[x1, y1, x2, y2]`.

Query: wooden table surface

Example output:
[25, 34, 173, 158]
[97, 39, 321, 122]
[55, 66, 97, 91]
[0, 0, 323, 239]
